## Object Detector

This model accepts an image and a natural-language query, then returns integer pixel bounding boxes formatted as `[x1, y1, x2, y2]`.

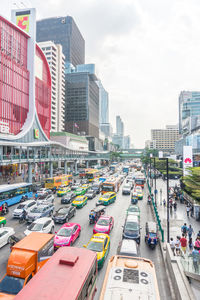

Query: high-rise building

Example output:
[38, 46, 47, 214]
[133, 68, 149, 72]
[116, 116, 124, 136]
[38, 41, 65, 132]
[151, 125, 180, 152]
[97, 81, 109, 124]
[179, 91, 200, 136]
[36, 16, 85, 68]
[124, 136, 131, 149]
[65, 64, 99, 138]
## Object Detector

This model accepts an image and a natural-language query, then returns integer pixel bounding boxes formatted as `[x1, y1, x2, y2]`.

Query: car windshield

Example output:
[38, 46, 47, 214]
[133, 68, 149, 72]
[0, 275, 25, 295]
[125, 221, 139, 231]
[38, 195, 46, 200]
[57, 208, 68, 214]
[16, 204, 25, 209]
[129, 206, 139, 212]
[102, 185, 113, 191]
[28, 223, 43, 231]
[87, 241, 103, 252]
[30, 207, 44, 213]
[57, 228, 72, 237]
[103, 194, 111, 199]
[149, 232, 157, 238]
[124, 185, 131, 189]
[97, 219, 109, 226]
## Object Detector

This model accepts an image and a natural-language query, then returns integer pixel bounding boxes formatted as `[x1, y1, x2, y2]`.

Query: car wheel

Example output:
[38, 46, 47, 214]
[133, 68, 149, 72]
[49, 211, 53, 217]
[65, 217, 69, 223]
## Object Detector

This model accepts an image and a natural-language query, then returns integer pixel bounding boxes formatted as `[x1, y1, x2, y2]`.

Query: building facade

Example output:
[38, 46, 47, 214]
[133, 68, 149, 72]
[151, 125, 180, 153]
[97, 80, 109, 124]
[36, 16, 85, 68]
[116, 116, 124, 136]
[50, 132, 88, 151]
[38, 41, 65, 132]
[65, 64, 99, 138]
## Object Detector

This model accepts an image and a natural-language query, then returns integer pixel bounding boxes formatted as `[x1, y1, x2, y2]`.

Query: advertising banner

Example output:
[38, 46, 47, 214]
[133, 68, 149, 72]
[183, 146, 193, 176]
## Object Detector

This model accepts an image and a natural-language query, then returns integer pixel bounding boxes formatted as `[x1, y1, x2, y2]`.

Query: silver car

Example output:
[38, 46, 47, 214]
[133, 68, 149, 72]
[13, 200, 37, 218]
[37, 194, 54, 206]
[26, 204, 54, 223]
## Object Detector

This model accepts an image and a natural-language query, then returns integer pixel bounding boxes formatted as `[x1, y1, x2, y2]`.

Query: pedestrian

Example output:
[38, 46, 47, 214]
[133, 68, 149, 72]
[197, 231, 200, 239]
[173, 201, 177, 211]
[180, 234, 187, 254]
[188, 225, 194, 240]
[195, 238, 200, 252]
[189, 238, 193, 253]
[191, 246, 200, 273]
[190, 206, 194, 217]
[170, 238, 175, 256]
[186, 205, 190, 217]
[175, 236, 181, 256]
[181, 223, 188, 237]
[163, 199, 166, 207]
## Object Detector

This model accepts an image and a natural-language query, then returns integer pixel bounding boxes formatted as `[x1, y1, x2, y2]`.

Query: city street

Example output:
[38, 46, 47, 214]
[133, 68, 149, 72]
[0, 179, 172, 299]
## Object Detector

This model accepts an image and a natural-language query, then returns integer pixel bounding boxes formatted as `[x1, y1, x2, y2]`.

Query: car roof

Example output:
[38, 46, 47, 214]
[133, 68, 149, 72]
[98, 215, 111, 220]
[60, 223, 78, 229]
[18, 200, 35, 205]
[0, 227, 13, 232]
[33, 217, 52, 224]
[126, 215, 139, 222]
[119, 239, 138, 255]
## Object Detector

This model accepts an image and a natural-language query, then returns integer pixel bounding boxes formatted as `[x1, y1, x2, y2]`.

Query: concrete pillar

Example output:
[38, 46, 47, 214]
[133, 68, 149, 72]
[98, 159, 101, 167]
[86, 161, 89, 168]
[28, 163, 32, 183]
[64, 161, 68, 174]
[74, 161, 78, 173]
[49, 161, 53, 178]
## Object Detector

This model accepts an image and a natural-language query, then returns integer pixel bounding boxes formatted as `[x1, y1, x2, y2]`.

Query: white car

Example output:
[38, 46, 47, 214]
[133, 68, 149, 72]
[13, 200, 37, 218]
[37, 188, 48, 196]
[37, 194, 54, 205]
[0, 227, 15, 248]
[24, 217, 54, 236]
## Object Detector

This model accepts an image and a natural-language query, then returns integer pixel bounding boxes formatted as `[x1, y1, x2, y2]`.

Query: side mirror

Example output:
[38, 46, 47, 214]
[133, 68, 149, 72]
[83, 244, 86, 248]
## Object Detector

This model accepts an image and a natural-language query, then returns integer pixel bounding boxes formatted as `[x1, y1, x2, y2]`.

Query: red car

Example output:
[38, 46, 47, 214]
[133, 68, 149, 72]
[93, 216, 114, 235]
[54, 222, 81, 249]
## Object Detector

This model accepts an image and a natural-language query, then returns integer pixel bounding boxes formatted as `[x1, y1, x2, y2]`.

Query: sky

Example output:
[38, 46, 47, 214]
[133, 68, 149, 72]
[2, 0, 200, 147]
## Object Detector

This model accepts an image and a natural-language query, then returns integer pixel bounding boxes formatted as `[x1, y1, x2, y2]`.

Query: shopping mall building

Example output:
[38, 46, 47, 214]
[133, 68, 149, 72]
[0, 8, 109, 182]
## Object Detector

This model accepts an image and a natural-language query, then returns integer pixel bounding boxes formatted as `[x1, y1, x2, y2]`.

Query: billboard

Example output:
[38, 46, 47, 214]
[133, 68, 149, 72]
[183, 146, 193, 176]
[16, 13, 30, 33]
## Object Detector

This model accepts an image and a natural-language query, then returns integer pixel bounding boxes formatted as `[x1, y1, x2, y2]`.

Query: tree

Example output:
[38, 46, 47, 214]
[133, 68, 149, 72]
[141, 148, 158, 166]
[183, 167, 200, 203]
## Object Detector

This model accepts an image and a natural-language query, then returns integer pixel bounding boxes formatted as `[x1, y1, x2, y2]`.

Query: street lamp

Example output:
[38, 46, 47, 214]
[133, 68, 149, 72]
[160, 157, 169, 243]
[153, 157, 157, 207]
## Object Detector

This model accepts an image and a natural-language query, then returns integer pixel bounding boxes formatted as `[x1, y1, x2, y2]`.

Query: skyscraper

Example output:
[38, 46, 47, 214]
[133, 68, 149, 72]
[116, 116, 124, 136]
[97, 81, 109, 124]
[65, 64, 99, 138]
[36, 16, 85, 68]
[38, 41, 65, 132]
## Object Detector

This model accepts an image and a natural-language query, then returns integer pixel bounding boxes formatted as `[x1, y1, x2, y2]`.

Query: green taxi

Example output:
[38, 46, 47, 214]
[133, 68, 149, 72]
[72, 195, 88, 208]
[57, 186, 71, 197]
[0, 217, 6, 227]
[96, 192, 116, 206]
[75, 188, 86, 196]
[83, 233, 110, 269]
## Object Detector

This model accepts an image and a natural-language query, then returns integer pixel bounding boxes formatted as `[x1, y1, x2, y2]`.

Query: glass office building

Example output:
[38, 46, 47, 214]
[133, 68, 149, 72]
[65, 64, 99, 138]
[36, 16, 85, 67]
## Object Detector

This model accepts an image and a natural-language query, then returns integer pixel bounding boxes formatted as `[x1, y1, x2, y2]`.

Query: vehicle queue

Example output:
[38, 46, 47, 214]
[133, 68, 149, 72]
[0, 162, 160, 299]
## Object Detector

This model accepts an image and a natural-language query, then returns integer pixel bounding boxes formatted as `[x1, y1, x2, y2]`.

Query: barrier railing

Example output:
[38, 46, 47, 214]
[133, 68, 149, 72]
[144, 169, 164, 242]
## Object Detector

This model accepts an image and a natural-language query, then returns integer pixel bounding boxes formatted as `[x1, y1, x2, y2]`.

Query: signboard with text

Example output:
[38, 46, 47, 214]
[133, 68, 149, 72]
[183, 146, 193, 176]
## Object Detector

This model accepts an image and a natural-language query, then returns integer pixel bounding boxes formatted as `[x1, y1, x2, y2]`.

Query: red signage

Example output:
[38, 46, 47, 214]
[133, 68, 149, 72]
[184, 158, 192, 164]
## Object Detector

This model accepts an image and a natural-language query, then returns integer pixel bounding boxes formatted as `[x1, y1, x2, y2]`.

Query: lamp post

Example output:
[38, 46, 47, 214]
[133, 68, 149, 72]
[153, 157, 157, 206]
[160, 157, 169, 243]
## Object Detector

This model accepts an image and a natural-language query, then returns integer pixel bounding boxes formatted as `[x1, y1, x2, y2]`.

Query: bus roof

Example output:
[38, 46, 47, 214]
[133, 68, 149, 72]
[13, 232, 54, 252]
[15, 247, 97, 300]
[0, 183, 32, 193]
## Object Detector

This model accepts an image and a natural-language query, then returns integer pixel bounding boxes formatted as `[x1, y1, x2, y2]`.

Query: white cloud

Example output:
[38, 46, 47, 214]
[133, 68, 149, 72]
[2, 0, 200, 147]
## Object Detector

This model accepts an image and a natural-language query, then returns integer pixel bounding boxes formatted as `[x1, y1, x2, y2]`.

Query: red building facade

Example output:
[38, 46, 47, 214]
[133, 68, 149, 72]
[0, 15, 51, 139]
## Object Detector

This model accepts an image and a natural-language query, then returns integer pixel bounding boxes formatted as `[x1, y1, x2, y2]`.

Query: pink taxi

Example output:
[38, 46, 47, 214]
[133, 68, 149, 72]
[54, 222, 81, 249]
[93, 216, 114, 235]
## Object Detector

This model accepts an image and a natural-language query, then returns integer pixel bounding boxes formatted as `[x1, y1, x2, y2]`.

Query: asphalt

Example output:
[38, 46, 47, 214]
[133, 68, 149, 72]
[0, 179, 172, 299]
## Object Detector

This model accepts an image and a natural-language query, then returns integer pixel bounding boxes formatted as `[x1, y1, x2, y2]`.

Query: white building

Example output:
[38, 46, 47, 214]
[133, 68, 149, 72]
[38, 41, 65, 132]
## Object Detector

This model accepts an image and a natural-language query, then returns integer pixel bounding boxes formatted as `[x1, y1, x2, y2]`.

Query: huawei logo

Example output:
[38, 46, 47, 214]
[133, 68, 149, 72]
[184, 158, 192, 164]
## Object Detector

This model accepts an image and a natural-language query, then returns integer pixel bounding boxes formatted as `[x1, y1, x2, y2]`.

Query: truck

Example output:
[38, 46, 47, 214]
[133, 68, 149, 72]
[0, 232, 54, 298]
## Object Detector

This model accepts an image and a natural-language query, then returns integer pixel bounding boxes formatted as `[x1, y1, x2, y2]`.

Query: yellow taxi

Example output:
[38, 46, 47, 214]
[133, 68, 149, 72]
[57, 185, 71, 197]
[83, 233, 110, 269]
[96, 192, 116, 206]
[72, 195, 88, 208]
[81, 184, 90, 191]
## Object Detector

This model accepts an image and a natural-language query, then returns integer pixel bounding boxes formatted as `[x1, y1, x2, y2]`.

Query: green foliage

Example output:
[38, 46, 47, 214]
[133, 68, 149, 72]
[183, 167, 200, 202]
[141, 148, 158, 165]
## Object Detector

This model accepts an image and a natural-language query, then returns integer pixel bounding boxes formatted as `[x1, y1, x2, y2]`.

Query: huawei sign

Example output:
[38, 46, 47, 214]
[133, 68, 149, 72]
[184, 158, 192, 164]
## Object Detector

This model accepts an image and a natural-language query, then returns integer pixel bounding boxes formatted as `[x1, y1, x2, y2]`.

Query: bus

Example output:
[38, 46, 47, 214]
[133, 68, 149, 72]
[101, 177, 121, 194]
[0, 183, 33, 207]
[45, 174, 72, 190]
[85, 169, 100, 182]
[99, 255, 160, 300]
[14, 247, 98, 300]
[135, 173, 145, 188]
[123, 166, 130, 174]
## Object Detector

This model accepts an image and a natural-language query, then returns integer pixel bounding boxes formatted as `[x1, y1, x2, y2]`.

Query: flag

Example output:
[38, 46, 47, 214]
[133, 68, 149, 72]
[74, 123, 79, 128]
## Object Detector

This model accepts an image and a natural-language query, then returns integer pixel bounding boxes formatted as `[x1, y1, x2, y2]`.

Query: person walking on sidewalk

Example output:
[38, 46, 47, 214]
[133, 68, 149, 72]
[186, 205, 190, 217]
[181, 223, 188, 237]
[189, 238, 193, 253]
[173, 201, 177, 211]
[175, 236, 181, 256]
[163, 199, 166, 207]
[190, 246, 200, 273]
[170, 238, 175, 256]
[180, 234, 187, 254]
[188, 225, 194, 240]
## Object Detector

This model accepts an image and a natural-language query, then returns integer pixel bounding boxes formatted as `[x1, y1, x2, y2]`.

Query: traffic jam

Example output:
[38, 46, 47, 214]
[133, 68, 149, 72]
[0, 161, 160, 299]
